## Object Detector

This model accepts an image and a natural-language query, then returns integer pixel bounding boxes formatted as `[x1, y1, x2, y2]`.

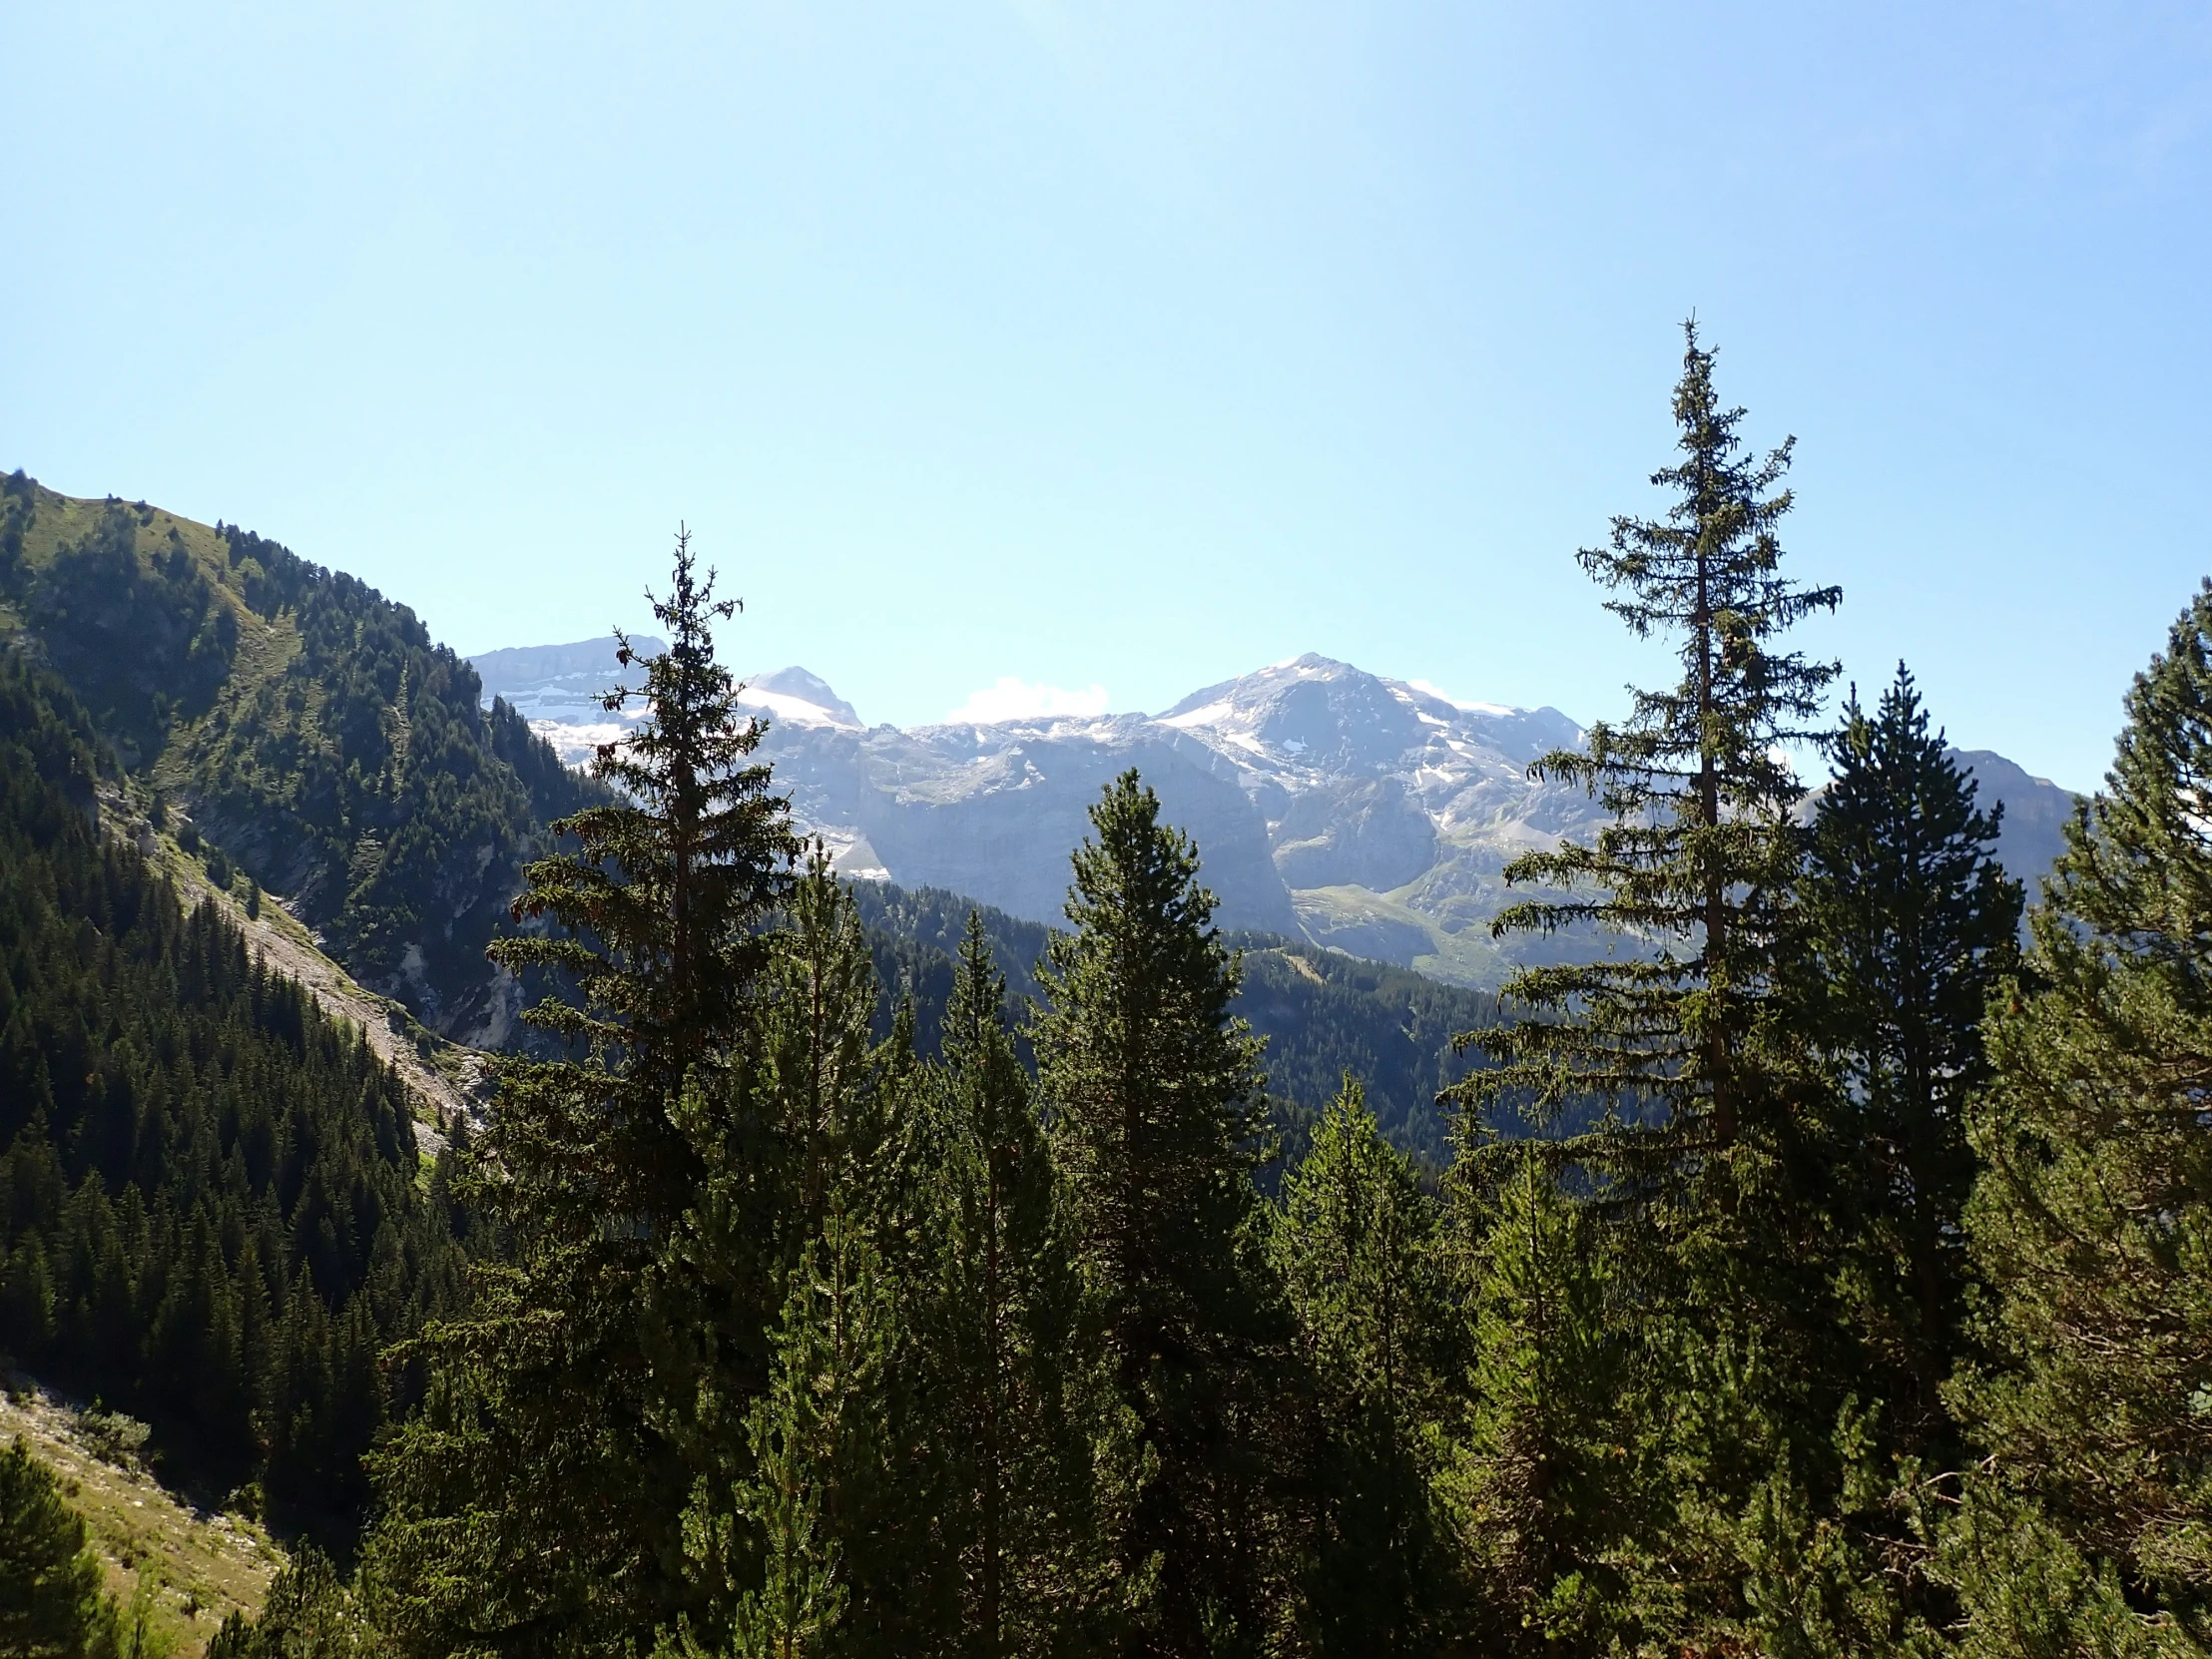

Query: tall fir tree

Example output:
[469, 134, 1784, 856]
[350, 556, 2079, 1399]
[364, 532, 797, 1656]
[1032, 771, 1301, 1657]
[1799, 665, 2021, 1450]
[1448, 323, 1854, 1650]
[1942, 585, 2212, 1651]
[1455, 319, 1841, 1185]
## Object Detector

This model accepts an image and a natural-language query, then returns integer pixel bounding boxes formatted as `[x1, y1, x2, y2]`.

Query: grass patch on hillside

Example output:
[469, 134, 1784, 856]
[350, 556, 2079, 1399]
[0, 1379, 283, 1656]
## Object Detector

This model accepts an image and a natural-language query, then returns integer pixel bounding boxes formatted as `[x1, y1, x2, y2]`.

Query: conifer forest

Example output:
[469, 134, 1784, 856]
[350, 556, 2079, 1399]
[9, 329, 2212, 1657]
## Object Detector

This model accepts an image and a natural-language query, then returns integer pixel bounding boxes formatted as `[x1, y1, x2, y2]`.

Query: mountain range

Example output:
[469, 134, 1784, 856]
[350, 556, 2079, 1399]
[474, 640, 2082, 987]
[0, 478, 1500, 1164]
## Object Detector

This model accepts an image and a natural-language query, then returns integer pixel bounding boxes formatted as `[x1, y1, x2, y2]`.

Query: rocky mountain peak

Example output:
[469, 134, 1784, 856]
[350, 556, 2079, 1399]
[475, 643, 2077, 988]
[466, 641, 863, 762]
[741, 666, 863, 731]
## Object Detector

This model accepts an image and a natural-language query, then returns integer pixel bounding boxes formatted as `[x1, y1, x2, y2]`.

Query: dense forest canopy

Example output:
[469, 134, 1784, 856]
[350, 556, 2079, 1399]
[0, 651, 460, 1541]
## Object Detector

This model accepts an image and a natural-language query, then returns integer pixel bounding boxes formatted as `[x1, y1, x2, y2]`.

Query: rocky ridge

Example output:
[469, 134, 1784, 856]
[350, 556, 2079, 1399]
[475, 643, 2082, 988]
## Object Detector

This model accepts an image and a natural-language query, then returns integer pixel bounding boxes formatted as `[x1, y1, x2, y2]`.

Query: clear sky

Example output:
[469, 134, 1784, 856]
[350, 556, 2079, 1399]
[7, 2, 2208, 791]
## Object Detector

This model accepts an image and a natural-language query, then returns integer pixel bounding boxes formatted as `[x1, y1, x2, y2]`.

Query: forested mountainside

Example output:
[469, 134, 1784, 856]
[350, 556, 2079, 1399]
[853, 881, 1490, 1165]
[0, 651, 460, 1539]
[0, 472, 597, 1045]
[17, 319, 2204, 1658]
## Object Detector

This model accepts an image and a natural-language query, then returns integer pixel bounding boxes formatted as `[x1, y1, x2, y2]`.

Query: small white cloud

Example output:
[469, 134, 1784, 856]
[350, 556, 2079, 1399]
[944, 677, 1110, 724]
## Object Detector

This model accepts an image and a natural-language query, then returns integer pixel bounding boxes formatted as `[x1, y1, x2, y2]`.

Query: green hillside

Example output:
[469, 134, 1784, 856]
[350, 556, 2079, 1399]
[851, 881, 1492, 1166]
[0, 472, 596, 1044]
[0, 649, 460, 1542]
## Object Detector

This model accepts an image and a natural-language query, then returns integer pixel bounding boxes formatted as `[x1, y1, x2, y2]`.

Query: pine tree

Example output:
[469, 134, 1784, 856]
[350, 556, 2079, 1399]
[1273, 1079, 1460, 1653]
[0, 1437, 111, 1659]
[922, 913, 1102, 1657]
[761, 852, 891, 1240]
[676, 850, 998, 1656]
[365, 530, 797, 1654]
[1032, 770, 1298, 1655]
[1799, 665, 2020, 1448]
[1943, 584, 2212, 1648]
[694, 1207, 895, 1659]
[1441, 1139, 1636, 1655]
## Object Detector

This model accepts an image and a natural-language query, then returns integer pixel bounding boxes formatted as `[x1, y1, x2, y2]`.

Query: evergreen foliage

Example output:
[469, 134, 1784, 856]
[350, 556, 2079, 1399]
[1448, 322, 1867, 1650]
[0, 1437, 112, 1658]
[1442, 1137, 1638, 1652]
[1799, 666, 2021, 1451]
[1032, 771, 1305, 1653]
[1273, 1081, 1460, 1651]
[850, 881, 1496, 1169]
[671, 853, 930, 1658]
[915, 916, 1101, 1653]
[1946, 585, 2212, 1650]
[41, 346, 2212, 1659]
[0, 651, 456, 1531]
[363, 533, 798, 1654]
[207, 1547, 375, 1658]
[0, 479, 599, 1038]
[1460, 318, 1840, 1166]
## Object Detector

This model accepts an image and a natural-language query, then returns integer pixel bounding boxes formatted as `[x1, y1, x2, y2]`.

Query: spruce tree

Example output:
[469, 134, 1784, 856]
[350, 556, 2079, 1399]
[1447, 323, 1851, 1649]
[1032, 771, 1298, 1655]
[1944, 585, 2212, 1647]
[1799, 665, 2020, 1447]
[1456, 319, 1840, 1180]
[365, 531, 797, 1654]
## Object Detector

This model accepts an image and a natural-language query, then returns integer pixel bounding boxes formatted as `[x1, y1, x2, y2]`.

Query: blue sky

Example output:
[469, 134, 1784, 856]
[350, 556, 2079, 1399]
[6, 1, 2209, 791]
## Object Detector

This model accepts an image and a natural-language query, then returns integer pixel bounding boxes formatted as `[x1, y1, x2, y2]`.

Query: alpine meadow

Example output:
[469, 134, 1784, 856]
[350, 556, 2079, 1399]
[8, 323, 2212, 1659]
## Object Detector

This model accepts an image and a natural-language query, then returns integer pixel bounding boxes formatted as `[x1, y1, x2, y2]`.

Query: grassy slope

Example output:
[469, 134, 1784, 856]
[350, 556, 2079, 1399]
[2, 1382, 284, 1656]
[4, 484, 308, 853]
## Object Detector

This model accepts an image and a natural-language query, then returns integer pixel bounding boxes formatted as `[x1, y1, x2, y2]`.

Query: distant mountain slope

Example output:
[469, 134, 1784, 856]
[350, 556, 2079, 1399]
[1949, 748, 2078, 899]
[0, 648, 458, 1535]
[0, 473, 595, 1043]
[476, 640, 2081, 987]
[846, 881, 1494, 1166]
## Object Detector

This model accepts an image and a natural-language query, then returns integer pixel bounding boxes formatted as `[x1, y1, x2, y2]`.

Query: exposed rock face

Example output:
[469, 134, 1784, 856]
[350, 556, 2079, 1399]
[470, 645, 2082, 987]
[758, 714, 1301, 934]
[1950, 749, 2078, 900]
[1271, 778, 1436, 891]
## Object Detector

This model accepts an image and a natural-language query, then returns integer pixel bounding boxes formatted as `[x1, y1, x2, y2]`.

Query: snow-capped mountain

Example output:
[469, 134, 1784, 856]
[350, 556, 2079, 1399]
[471, 639, 860, 765]
[466, 644, 2077, 987]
